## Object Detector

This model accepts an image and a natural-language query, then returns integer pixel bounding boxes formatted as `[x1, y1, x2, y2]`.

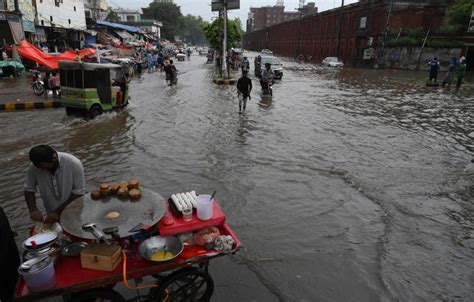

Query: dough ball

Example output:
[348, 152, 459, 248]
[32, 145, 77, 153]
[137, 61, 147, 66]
[110, 183, 120, 195]
[128, 179, 140, 190]
[91, 190, 101, 200]
[117, 187, 129, 199]
[129, 188, 141, 200]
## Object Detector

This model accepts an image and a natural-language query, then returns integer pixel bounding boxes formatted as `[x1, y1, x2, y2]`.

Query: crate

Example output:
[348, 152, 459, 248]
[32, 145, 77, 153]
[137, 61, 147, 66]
[80, 244, 122, 272]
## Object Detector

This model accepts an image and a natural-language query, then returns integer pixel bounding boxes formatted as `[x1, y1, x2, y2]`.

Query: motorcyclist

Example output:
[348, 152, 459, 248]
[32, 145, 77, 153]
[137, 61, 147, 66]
[241, 57, 250, 72]
[260, 63, 274, 92]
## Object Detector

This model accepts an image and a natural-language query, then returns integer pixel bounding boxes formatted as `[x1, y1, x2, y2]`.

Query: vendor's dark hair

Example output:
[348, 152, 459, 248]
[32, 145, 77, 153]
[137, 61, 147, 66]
[29, 145, 56, 167]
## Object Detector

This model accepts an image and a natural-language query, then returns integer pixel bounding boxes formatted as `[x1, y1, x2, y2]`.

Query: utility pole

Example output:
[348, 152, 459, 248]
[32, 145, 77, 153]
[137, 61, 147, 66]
[335, 0, 344, 57]
[222, 0, 228, 79]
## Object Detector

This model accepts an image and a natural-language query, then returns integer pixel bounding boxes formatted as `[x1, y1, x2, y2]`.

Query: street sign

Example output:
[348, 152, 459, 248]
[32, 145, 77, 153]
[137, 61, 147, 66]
[469, 9, 474, 32]
[211, 0, 240, 12]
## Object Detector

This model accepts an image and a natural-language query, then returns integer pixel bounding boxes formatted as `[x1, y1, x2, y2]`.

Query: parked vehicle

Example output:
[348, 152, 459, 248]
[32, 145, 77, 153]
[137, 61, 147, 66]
[59, 61, 129, 118]
[322, 57, 344, 67]
[261, 49, 273, 55]
[255, 55, 283, 79]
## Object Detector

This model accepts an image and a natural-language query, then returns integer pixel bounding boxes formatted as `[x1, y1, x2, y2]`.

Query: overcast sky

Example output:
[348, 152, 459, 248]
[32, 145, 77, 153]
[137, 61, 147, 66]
[109, 0, 358, 22]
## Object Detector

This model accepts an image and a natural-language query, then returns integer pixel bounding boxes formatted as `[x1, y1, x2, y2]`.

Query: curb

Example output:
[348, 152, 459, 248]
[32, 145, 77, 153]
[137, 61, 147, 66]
[213, 78, 236, 85]
[0, 101, 62, 111]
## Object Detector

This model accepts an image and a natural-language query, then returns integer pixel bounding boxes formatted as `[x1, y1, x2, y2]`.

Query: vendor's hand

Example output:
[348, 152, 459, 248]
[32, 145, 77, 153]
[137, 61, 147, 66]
[44, 212, 59, 224]
[30, 210, 44, 222]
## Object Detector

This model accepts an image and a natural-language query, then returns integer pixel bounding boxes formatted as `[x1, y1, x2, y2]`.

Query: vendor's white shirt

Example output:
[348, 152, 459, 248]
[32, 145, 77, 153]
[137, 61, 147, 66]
[24, 152, 85, 213]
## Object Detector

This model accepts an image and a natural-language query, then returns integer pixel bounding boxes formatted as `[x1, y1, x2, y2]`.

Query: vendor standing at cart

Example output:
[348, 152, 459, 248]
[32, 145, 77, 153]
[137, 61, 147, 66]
[24, 145, 85, 224]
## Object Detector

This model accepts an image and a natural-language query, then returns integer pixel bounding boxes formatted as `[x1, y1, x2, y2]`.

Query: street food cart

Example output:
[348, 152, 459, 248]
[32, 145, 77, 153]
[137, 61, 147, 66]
[15, 185, 241, 302]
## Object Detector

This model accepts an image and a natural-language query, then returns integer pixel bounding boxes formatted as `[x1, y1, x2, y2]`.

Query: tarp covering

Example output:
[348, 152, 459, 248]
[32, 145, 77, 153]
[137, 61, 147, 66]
[17, 40, 96, 70]
[96, 20, 141, 33]
[0, 60, 26, 74]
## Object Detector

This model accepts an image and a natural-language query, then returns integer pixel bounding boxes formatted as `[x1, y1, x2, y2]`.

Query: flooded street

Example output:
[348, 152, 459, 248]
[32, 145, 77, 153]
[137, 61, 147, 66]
[1, 53, 473, 301]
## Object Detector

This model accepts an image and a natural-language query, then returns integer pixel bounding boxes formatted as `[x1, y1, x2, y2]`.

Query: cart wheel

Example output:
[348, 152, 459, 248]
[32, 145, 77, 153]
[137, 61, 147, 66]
[69, 288, 126, 302]
[149, 267, 214, 302]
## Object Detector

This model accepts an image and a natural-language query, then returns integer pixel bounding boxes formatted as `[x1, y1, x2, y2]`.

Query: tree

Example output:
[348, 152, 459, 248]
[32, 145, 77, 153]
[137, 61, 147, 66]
[142, 2, 183, 40]
[106, 8, 120, 23]
[181, 15, 207, 45]
[448, 0, 473, 32]
[202, 17, 243, 51]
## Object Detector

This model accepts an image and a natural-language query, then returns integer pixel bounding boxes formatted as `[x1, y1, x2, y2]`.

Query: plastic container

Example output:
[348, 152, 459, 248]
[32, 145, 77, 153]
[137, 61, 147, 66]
[196, 195, 214, 220]
[18, 256, 56, 292]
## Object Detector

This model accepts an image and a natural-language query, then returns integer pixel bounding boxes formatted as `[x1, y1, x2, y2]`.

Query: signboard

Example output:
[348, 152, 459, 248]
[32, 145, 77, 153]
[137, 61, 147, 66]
[363, 48, 374, 60]
[211, 0, 240, 12]
[359, 16, 367, 29]
[469, 9, 474, 32]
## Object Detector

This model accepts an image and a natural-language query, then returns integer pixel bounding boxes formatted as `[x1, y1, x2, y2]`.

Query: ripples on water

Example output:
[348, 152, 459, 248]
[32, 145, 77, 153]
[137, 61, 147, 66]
[0, 55, 472, 301]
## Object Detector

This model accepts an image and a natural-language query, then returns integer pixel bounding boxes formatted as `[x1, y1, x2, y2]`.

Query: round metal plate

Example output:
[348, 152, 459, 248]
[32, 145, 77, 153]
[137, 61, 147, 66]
[60, 188, 166, 240]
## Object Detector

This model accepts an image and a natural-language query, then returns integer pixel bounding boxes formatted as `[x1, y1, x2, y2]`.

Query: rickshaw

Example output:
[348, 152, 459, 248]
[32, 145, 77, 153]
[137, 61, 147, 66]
[59, 61, 129, 118]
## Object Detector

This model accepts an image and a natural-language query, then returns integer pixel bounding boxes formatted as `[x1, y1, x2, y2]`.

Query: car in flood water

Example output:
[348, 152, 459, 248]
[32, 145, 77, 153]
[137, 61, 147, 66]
[255, 55, 283, 79]
[322, 57, 344, 67]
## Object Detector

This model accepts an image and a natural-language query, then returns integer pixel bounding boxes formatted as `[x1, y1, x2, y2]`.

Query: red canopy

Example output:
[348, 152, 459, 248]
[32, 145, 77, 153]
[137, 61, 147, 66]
[17, 40, 96, 70]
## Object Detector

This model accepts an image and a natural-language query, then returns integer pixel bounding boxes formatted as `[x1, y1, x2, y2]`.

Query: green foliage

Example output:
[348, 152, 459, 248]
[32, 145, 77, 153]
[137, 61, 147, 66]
[181, 15, 207, 45]
[386, 37, 419, 47]
[438, 24, 462, 34]
[142, 2, 183, 40]
[406, 27, 425, 40]
[106, 8, 120, 23]
[202, 18, 243, 51]
[448, 0, 473, 30]
[426, 39, 463, 48]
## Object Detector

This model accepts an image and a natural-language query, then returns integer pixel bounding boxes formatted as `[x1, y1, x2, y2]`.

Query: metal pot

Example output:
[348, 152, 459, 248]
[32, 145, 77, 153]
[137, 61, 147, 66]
[18, 256, 56, 292]
[139, 236, 183, 262]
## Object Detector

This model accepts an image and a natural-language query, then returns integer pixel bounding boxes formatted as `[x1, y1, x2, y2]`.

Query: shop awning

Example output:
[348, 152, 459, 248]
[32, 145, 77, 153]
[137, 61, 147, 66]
[96, 20, 141, 33]
[113, 29, 134, 40]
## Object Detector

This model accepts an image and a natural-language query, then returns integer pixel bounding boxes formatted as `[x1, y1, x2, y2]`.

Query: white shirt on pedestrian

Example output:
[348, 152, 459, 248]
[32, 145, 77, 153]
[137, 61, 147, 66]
[24, 152, 85, 213]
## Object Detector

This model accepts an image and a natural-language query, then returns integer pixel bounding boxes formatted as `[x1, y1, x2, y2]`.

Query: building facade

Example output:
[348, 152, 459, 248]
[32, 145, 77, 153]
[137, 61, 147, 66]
[84, 0, 108, 20]
[36, 0, 86, 30]
[35, 0, 87, 51]
[248, 3, 318, 31]
[249, 5, 285, 31]
[114, 8, 141, 22]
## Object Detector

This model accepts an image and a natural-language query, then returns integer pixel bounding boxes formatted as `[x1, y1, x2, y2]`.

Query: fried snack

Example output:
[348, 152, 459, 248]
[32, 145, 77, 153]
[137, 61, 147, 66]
[105, 211, 120, 219]
[117, 186, 129, 199]
[119, 181, 129, 189]
[128, 179, 140, 190]
[129, 188, 141, 200]
[90, 190, 101, 200]
[99, 183, 110, 191]
[110, 183, 120, 195]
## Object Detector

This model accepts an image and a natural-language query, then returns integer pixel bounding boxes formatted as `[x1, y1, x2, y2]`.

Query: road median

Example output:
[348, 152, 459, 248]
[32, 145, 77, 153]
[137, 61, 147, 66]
[0, 100, 62, 111]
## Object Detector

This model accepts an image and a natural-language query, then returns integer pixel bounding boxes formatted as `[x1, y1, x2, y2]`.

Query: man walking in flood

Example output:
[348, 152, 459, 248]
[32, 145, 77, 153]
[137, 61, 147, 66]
[237, 70, 252, 114]
[456, 56, 467, 89]
[428, 57, 440, 84]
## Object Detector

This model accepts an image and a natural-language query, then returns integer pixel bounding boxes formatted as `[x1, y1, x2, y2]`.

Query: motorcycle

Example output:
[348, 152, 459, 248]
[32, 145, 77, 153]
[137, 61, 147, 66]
[261, 79, 273, 96]
[31, 70, 46, 96]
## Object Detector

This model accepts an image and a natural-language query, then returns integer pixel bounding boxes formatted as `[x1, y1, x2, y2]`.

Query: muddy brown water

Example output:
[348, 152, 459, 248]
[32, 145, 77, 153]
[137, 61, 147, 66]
[0, 53, 473, 301]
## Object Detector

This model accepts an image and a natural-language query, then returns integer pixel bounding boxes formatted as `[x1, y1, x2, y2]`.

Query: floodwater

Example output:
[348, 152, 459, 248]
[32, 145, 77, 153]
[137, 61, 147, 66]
[1, 53, 473, 302]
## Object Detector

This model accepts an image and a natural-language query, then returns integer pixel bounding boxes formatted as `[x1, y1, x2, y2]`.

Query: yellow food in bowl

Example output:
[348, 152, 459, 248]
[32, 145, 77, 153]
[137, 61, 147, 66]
[151, 250, 174, 261]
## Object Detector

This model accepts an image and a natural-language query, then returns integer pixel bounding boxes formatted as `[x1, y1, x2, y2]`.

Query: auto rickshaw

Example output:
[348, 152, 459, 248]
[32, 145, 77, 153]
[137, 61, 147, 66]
[59, 61, 129, 118]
